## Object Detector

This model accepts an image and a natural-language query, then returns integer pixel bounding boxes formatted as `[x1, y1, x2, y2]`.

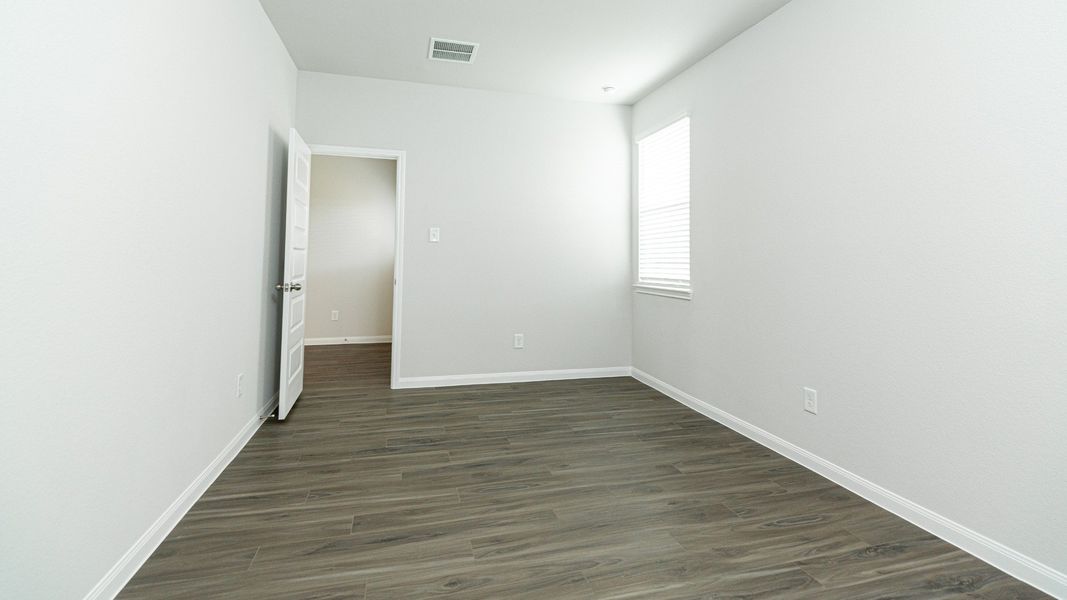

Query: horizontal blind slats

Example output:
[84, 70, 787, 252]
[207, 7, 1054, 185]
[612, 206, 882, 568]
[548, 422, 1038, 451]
[637, 117, 690, 289]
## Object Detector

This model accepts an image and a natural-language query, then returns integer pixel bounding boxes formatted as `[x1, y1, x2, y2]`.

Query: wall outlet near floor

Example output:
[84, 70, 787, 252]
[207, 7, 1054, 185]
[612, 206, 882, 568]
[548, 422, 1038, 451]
[331, 310, 339, 321]
[513, 333, 525, 349]
[803, 387, 818, 414]
[236, 373, 244, 398]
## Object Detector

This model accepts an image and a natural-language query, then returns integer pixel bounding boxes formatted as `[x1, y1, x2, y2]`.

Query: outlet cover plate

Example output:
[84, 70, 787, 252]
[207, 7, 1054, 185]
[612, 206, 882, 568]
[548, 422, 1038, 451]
[803, 387, 817, 414]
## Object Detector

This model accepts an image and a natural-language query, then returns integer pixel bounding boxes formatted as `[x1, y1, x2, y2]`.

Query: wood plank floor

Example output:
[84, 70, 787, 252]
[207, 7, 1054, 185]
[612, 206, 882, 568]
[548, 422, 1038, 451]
[119, 344, 1048, 599]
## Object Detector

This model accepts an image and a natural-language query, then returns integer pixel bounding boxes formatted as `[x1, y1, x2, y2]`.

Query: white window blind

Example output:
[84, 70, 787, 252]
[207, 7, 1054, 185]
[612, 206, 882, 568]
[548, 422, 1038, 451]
[637, 117, 690, 296]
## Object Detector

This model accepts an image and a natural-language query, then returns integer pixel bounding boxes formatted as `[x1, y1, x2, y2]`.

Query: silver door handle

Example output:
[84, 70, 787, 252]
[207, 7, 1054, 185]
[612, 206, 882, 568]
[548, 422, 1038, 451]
[274, 282, 303, 292]
[290, 283, 302, 291]
[274, 283, 289, 291]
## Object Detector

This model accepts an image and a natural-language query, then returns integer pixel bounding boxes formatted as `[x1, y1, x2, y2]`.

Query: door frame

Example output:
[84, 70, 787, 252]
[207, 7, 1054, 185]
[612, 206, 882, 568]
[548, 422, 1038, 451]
[307, 144, 407, 389]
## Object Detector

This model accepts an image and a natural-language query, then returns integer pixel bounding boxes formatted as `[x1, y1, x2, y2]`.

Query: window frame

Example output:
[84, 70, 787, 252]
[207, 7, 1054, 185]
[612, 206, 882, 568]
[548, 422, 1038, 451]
[633, 115, 692, 301]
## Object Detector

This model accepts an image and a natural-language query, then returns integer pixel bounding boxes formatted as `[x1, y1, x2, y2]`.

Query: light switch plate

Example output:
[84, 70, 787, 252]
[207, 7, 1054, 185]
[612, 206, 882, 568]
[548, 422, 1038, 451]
[429, 227, 440, 243]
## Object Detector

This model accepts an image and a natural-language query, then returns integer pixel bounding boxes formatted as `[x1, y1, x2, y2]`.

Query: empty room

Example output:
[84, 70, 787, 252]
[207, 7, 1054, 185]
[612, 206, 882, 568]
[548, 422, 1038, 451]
[2, 1, 1064, 599]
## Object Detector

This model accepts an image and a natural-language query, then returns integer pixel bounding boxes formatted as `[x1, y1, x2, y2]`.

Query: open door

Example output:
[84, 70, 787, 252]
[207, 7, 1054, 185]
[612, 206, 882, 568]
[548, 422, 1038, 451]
[276, 128, 311, 420]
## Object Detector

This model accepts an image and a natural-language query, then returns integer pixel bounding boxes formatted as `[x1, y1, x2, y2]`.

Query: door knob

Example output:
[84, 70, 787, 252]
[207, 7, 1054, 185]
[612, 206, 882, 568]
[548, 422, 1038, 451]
[275, 283, 290, 291]
[290, 283, 303, 291]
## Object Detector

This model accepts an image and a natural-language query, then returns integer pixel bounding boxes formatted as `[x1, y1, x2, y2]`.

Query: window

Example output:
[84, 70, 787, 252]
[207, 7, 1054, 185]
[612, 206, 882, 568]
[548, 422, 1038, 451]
[636, 117, 690, 299]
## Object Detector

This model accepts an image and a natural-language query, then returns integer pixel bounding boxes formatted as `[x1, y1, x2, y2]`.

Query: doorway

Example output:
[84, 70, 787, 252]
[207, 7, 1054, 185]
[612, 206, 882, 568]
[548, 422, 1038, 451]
[306, 145, 406, 389]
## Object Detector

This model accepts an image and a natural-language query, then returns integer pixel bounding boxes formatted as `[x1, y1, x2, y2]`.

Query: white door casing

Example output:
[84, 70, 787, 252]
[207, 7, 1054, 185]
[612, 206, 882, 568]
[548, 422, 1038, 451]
[277, 128, 311, 420]
[306, 144, 406, 389]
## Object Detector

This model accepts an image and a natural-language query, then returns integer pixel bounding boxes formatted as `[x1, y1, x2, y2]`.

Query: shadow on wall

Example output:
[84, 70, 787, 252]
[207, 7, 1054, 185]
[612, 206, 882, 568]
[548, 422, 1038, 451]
[258, 127, 288, 411]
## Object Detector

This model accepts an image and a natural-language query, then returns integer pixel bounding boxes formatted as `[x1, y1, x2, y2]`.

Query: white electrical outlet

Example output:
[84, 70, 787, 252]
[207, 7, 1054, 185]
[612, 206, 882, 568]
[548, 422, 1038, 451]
[331, 310, 339, 321]
[236, 373, 244, 398]
[429, 227, 441, 243]
[513, 333, 525, 349]
[803, 387, 818, 414]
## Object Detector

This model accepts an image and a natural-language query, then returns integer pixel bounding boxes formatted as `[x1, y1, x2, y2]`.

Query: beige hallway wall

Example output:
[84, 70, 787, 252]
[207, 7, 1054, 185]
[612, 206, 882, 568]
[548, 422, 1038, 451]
[306, 155, 396, 341]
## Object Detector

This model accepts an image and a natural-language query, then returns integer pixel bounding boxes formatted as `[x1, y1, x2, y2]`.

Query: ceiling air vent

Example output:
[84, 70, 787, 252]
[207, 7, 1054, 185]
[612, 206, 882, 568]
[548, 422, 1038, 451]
[428, 38, 479, 64]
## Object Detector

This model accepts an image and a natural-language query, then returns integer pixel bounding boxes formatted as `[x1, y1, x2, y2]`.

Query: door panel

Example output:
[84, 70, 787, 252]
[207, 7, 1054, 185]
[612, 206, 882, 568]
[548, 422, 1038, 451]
[277, 128, 311, 420]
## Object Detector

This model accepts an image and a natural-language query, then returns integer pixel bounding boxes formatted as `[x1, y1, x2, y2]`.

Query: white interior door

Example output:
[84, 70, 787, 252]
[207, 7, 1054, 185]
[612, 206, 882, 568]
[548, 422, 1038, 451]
[277, 128, 311, 420]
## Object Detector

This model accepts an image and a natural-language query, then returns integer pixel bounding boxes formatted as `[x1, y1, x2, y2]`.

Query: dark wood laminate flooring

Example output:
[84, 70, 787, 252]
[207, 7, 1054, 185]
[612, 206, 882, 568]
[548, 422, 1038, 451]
[119, 344, 1048, 599]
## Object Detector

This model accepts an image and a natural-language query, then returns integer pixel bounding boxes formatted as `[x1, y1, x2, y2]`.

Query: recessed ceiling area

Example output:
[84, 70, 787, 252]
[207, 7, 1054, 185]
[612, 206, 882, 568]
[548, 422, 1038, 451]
[257, 0, 791, 104]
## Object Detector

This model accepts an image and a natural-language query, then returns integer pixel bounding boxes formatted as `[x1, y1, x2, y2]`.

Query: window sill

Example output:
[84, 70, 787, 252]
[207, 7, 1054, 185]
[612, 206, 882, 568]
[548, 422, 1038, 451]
[633, 284, 691, 300]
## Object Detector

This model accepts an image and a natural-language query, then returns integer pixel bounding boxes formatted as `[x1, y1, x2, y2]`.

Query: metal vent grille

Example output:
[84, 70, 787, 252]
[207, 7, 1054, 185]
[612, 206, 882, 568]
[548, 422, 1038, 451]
[428, 38, 479, 63]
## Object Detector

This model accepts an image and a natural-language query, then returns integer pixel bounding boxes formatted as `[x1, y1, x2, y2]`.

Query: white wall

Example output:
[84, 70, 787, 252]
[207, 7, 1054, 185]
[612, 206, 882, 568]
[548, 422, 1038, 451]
[298, 72, 632, 378]
[0, 2, 296, 598]
[306, 156, 396, 341]
[632, 0, 1067, 587]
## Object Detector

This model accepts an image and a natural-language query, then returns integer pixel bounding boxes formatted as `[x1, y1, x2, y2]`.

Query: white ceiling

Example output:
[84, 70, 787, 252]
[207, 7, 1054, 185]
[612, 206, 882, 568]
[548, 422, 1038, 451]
[258, 0, 791, 104]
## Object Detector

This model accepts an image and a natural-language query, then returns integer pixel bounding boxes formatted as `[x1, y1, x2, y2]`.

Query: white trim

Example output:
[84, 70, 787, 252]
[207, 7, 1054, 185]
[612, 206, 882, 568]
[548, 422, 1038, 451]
[634, 112, 691, 144]
[309, 144, 404, 160]
[305, 336, 392, 345]
[630, 368, 1067, 599]
[633, 284, 692, 300]
[83, 394, 279, 600]
[308, 144, 406, 391]
[395, 367, 631, 389]
[391, 154, 406, 390]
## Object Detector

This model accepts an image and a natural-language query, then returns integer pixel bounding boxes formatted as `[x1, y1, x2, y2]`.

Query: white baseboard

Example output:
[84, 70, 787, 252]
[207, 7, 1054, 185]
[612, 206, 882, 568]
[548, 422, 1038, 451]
[83, 394, 279, 600]
[305, 336, 392, 345]
[395, 366, 631, 389]
[630, 368, 1066, 598]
